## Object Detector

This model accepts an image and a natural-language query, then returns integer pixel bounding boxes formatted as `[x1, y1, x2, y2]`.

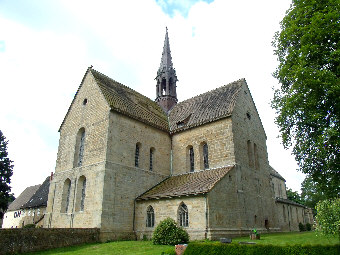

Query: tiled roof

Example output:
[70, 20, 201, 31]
[7, 185, 40, 211]
[269, 166, 286, 181]
[275, 197, 306, 208]
[168, 79, 244, 133]
[137, 166, 234, 200]
[90, 69, 169, 132]
[23, 177, 50, 209]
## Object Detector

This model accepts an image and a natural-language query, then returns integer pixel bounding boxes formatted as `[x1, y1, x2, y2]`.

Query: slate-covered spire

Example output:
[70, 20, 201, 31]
[155, 27, 178, 113]
[159, 27, 173, 71]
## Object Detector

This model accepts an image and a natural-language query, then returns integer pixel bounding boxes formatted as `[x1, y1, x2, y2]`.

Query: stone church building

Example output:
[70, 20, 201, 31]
[44, 29, 312, 240]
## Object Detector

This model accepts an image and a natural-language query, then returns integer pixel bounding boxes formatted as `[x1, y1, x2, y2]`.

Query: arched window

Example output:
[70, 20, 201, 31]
[203, 143, 209, 169]
[74, 128, 85, 167]
[146, 206, 155, 227]
[247, 140, 254, 168]
[161, 78, 166, 95]
[135, 143, 141, 167]
[283, 205, 286, 222]
[189, 147, 194, 172]
[254, 143, 259, 169]
[178, 203, 188, 227]
[61, 178, 71, 213]
[149, 148, 155, 171]
[187, 146, 194, 172]
[75, 176, 86, 212]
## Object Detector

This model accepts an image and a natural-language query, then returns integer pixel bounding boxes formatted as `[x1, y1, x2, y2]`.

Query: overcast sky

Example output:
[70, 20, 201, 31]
[0, 0, 305, 197]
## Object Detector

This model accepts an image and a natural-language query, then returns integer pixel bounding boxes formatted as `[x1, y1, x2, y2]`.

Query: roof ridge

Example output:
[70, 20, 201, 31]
[172, 78, 245, 108]
[171, 165, 235, 177]
[90, 68, 161, 109]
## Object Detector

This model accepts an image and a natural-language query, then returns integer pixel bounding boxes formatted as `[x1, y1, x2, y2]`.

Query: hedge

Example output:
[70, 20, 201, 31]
[183, 243, 340, 255]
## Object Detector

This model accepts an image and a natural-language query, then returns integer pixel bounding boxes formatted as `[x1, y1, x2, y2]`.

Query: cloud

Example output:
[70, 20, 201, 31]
[156, 0, 214, 17]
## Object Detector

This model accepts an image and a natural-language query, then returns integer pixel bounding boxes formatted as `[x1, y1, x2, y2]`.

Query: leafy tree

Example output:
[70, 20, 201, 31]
[0, 130, 14, 218]
[272, 0, 340, 198]
[301, 175, 327, 212]
[315, 198, 340, 241]
[286, 188, 304, 204]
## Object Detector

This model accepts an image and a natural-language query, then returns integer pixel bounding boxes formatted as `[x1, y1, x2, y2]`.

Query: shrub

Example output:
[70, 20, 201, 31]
[306, 223, 312, 231]
[183, 243, 340, 255]
[23, 224, 36, 228]
[299, 222, 306, 232]
[152, 217, 189, 245]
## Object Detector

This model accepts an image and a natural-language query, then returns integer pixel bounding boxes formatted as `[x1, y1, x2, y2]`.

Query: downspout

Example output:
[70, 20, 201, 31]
[205, 194, 209, 239]
[170, 134, 173, 175]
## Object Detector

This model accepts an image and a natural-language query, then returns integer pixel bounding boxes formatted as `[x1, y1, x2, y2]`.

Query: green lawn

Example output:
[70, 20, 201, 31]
[27, 241, 172, 255]
[231, 231, 338, 246]
[27, 231, 338, 254]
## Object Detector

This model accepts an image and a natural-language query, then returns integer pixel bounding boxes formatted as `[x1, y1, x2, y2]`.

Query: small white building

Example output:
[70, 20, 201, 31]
[2, 185, 40, 228]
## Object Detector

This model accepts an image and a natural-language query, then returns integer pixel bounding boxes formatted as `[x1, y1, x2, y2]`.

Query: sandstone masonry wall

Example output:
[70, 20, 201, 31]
[45, 72, 110, 229]
[135, 196, 206, 240]
[172, 118, 235, 175]
[231, 82, 278, 231]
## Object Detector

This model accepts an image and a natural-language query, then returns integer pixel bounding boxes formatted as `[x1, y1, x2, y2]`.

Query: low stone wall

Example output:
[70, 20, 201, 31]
[0, 228, 100, 255]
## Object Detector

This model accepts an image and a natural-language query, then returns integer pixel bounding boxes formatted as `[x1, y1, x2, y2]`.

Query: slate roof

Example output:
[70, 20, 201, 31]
[269, 166, 286, 181]
[7, 185, 40, 211]
[137, 166, 234, 200]
[168, 79, 244, 133]
[90, 69, 169, 132]
[23, 177, 50, 209]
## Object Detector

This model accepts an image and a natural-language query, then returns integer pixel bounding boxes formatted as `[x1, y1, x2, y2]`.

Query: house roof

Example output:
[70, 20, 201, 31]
[90, 69, 169, 132]
[269, 166, 286, 181]
[168, 79, 244, 133]
[22, 177, 50, 209]
[137, 166, 234, 201]
[7, 185, 40, 211]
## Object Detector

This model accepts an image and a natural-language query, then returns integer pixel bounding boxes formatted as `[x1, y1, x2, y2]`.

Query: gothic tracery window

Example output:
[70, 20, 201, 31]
[146, 206, 155, 227]
[178, 203, 188, 227]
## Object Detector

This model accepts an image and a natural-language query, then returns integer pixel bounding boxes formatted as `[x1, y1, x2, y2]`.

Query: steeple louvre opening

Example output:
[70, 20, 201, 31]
[155, 27, 178, 113]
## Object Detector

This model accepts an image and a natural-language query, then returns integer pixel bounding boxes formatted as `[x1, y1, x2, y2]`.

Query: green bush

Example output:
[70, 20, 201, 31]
[183, 243, 340, 255]
[299, 222, 306, 232]
[23, 224, 36, 228]
[152, 217, 189, 245]
[306, 223, 312, 231]
[161, 247, 176, 255]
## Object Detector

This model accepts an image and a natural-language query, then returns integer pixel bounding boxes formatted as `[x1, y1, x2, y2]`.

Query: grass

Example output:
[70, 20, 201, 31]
[27, 241, 172, 255]
[230, 231, 339, 246]
[27, 231, 338, 254]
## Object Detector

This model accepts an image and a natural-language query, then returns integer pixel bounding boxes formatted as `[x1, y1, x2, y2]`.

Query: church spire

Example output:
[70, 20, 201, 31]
[155, 27, 178, 113]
